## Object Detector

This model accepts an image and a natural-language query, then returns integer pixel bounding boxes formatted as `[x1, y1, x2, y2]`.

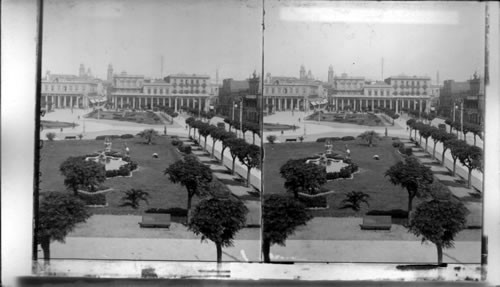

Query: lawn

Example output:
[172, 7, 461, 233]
[85, 110, 164, 125]
[263, 123, 298, 132]
[306, 112, 385, 126]
[263, 138, 423, 217]
[39, 136, 205, 215]
[41, 120, 79, 129]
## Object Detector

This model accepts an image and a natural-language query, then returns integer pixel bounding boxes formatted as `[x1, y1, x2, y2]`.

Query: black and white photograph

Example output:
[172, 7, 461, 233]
[2, 0, 500, 285]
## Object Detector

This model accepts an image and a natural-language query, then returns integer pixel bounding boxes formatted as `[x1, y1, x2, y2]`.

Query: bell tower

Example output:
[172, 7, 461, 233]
[328, 65, 334, 83]
[300, 65, 306, 80]
[107, 64, 114, 82]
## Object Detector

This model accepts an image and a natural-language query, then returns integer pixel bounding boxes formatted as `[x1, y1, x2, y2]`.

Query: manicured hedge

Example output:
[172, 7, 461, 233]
[398, 145, 413, 156]
[120, 134, 135, 139]
[78, 193, 106, 206]
[366, 209, 408, 218]
[95, 135, 121, 140]
[145, 207, 188, 217]
[341, 136, 355, 141]
[179, 145, 192, 154]
[316, 137, 342, 143]
[299, 195, 328, 208]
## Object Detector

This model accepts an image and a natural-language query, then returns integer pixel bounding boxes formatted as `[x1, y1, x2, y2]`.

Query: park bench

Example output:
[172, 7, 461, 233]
[65, 136, 77, 140]
[285, 138, 297, 142]
[139, 214, 171, 228]
[360, 215, 392, 230]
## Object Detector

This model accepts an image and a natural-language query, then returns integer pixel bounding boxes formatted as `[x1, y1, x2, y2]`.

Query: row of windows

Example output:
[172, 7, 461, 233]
[335, 82, 364, 89]
[392, 80, 429, 87]
[146, 88, 208, 95]
[264, 87, 309, 94]
[43, 84, 92, 92]
[367, 90, 391, 96]
[172, 78, 207, 85]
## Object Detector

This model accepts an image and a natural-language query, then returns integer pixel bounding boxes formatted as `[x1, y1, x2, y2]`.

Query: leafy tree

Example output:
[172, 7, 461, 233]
[223, 117, 232, 133]
[445, 118, 453, 133]
[37, 192, 90, 264]
[408, 198, 468, 265]
[469, 124, 482, 146]
[457, 145, 482, 188]
[298, 136, 304, 142]
[188, 197, 247, 263]
[236, 144, 261, 187]
[391, 114, 400, 125]
[280, 160, 327, 199]
[440, 133, 458, 165]
[385, 157, 434, 214]
[419, 124, 434, 152]
[340, 191, 370, 212]
[220, 131, 236, 165]
[461, 123, 471, 142]
[262, 194, 312, 263]
[164, 155, 213, 221]
[198, 123, 215, 151]
[357, 130, 381, 147]
[46, 132, 56, 141]
[59, 157, 106, 195]
[449, 139, 467, 176]
[430, 127, 445, 160]
[192, 120, 204, 143]
[226, 138, 247, 174]
[267, 135, 277, 144]
[119, 188, 150, 209]
[406, 119, 416, 139]
[414, 122, 425, 145]
[185, 116, 195, 138]
[209, 127, 225, 158]
[78, 134, 83, 140]
[138, 128, 159, 145]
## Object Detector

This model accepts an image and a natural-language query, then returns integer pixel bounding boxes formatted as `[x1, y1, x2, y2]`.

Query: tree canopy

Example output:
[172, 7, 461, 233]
[408, 198, 468, 264]
[456, 144, 482, 188]
[385, 156, 434, 214]
[138, 128, 159, 145]
[59, 157, 106, 195]
[236, 143, 261, 187]
[188, 197, 248, 263]
[280, 159, 327, 199]
[449, 139, 468, 176]
[357, 130, 381, 147]
[37, 192, 90, 263]
[262, 194, 312, 262]
[226, 137, 247, 174]
[164, 155, 213, 221]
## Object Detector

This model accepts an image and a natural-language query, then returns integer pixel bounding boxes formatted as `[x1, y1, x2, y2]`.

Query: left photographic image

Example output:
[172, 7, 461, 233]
[36, 0, 262, 263]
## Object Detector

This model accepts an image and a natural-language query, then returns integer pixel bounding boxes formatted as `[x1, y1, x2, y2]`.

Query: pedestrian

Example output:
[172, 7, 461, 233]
[164, 125, 167, 135]
[298, 118, 301, 122]
[60, 128, 63, 132]
[281, 130, 284, 135]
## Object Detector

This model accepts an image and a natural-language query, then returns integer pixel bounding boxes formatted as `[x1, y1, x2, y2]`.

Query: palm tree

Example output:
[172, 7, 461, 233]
[138, 128, 159, 145]
[119, 189, 150, 209]
[340, 191, 370, 212]
[357, 130, 381, 147]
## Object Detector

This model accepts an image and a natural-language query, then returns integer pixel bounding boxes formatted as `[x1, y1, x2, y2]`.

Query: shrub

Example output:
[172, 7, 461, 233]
[95, 135, 120, 140]
[392, 141, 401, 148]
[145, 207, 188, 217]
[267, 135, 277, 144]
[217, 122, 225, 129]
[106, 165, 131, 177]
[404, 147, 413, 156]
[392, 137, 399, 140]
[171, 112, 179, 118]
[171, 139, 182, 146]
[179, 145, 192, 154]
[46, 132, 56, 141]
[366, 209, 408, 219]
[78, 193, 106, 206]
[120, 134, 134, 139]
[341, 136, 355, 141]
[316, 137, 342, 143]
[298, 195, 328, 208]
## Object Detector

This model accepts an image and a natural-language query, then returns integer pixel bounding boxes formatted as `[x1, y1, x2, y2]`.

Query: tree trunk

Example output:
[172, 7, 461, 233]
[212, 140, 216, 158]
[246, 167, 251, 187]
[252, 133, 255, 145]
[407, 194, 414, 217]
[464, 133, 467, 142]
[433, 142, 437, 159]
[188, 127, 191, 138]
[468, 169, 472, 188]
[187, 193, 193, 223]
[441, 148, 447, 166]
[221, 148, 226, 164]
[40, 236, 51, 265]
[73, 188, 79, 196]
[473, 135, 476, 146]
[452, 158, 457, 176]
[231, 157, 236, 174]
[216, 242, 222, 263]
[449, 125, 452, 133]
[262, 239, 271, 263]
[203, 137, 207, 151]
[425, 138, 428, 152]
[409, 129, 412, 139]
[436, 243, 443, 265]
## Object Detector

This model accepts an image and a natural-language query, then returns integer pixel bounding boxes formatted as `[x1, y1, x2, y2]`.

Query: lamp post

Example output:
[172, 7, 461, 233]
[239, 99, 243, 141]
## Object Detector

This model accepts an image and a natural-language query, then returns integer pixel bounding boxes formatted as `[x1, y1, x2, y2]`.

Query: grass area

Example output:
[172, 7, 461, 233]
[40, 136, 206, 215]
[306, 112, 385, 126]
[263, 123, 298, 131]
[264, 138, 423, 217]
[85, 110, 163, 125]
[41, 120, 79, 129]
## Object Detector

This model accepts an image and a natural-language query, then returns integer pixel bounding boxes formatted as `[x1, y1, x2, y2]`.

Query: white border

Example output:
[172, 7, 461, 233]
[1, 0, 499, 285]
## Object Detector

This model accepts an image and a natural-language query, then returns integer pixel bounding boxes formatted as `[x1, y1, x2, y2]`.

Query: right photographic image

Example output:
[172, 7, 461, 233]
[262, 1, 485, 265]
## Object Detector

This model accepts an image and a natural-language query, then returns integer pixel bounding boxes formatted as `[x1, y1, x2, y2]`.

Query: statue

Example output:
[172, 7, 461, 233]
[325, 139, 333, 155]
[104, 137, 112, 153]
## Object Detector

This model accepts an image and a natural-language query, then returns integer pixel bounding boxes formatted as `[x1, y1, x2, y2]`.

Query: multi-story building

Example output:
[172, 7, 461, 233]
[108, 68, 214, 112]
[218, 72, 261, 123]
[41, 64, 102, 110]
[439, 74, 484, 125]
[263, 66, 325, 113]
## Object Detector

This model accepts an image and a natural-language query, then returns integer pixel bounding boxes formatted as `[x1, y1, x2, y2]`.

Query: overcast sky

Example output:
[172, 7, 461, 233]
[42, 0, 485, 84]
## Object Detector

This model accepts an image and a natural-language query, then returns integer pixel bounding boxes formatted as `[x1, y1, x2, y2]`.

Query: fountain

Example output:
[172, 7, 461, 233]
[85, 137, 128, 171]
[305, 139, 348, 173]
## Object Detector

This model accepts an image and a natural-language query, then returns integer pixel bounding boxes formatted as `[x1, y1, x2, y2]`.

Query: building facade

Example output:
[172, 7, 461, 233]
[218, 72, 261, 123]
[109, 70, 215, 112]
[41, 65, 102, 110]
[439, 74, 484, 125]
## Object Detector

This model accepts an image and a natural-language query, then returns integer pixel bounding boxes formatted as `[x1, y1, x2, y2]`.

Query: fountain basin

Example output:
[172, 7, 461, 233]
[306, 158, 348, 173]
[86, 155, 128, 171]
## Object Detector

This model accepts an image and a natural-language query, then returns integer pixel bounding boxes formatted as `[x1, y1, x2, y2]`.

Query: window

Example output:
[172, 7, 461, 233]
[271, 88, 275, 93]
[153, 88, 157, 95]
[368, 90, 372, 96]
[374, 90, 378, 96]
[148, 88, 151, 94]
